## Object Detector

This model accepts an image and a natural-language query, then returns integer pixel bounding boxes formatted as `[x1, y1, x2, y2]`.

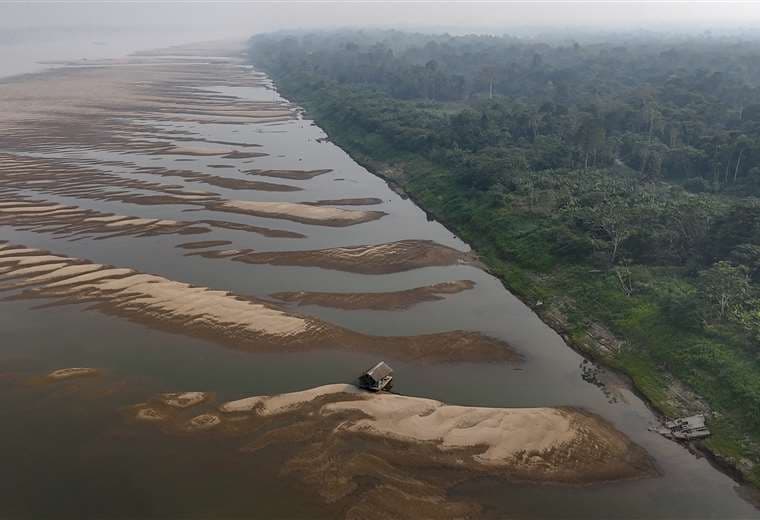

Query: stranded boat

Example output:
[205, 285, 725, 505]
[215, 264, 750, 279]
[358, 361, 394, 392]
[652, 414, 711, 440]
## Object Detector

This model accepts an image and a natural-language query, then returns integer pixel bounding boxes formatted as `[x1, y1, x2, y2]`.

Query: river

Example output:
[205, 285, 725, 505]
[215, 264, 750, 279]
[0, 39, 757, 519]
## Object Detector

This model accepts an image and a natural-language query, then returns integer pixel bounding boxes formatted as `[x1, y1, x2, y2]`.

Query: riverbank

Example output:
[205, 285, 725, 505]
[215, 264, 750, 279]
[255, 71, 760, 491]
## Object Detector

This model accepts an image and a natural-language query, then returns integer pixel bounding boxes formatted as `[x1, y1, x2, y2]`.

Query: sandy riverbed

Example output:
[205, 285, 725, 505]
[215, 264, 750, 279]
[122, 383, 656, 519]
[0, 243, 515, 363]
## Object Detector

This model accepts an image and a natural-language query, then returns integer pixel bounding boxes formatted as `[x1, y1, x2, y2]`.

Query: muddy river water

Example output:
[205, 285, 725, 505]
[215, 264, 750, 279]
[0, 41, 757, 519]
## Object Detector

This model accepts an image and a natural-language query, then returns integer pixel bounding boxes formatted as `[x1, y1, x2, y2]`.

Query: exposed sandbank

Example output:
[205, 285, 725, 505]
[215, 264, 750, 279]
[0, 243, 514, 363]
[124, 382, 655, 518]
[197, 219, 306, 239]
[177, 240, 232, 250]
[271, 280, 476, 310]
[306, 197, 383, 206]
[160, 392, 210, 408]
[217, 384, 655, 482]
[133, 165, 302, 192]
[190, 240, 477, 274]
[244, 168, 333, 180]
[0, 154, 222, 208]
[0, 196, 211, 239]
[47, 367, 99, 380]
[208, 200, 386, 227]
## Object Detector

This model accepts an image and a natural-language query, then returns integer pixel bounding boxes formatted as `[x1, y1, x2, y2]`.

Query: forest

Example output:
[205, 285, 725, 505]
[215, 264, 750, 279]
[248, 29, 760, 485]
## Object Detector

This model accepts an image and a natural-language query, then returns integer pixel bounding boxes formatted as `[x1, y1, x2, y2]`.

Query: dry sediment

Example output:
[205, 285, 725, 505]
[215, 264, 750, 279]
[0, 243, 514, 363]
[271, 280, 476, 310]
[196, 219, 306, 239]
[0, 196, 211, 239]
[0, 154, 221, 207]
[305, 198, 383, 206]
[47, 367, 99, 380]
[177, 240, 232, 250]
[160, 146, 268, 159]
[0, 195, 303, 242]
[189, 240, 477, 274]
[124, 383, 656, 519]
[243, 168, 333, 180]
[208, 200, 387, 227]
[160, 392, 210, 408]
[0, 46, 297, 163]
[130, 166, 303, 192]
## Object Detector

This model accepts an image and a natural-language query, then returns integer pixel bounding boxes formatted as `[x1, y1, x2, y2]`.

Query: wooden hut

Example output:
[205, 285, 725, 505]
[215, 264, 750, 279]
[358, 361, 393, 392]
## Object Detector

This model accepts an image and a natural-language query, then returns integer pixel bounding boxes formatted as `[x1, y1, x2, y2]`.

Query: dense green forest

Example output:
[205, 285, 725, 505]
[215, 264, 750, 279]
[249, 30, 760, 485]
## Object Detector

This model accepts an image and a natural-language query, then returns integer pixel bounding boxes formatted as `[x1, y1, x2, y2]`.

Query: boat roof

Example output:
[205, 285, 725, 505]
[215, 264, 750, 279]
[666, 414, 707, 430]
[365, 361, 393, 381]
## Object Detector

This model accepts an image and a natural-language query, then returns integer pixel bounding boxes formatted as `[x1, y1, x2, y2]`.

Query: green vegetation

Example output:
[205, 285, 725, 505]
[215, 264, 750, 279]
[249, 30, 760, 485]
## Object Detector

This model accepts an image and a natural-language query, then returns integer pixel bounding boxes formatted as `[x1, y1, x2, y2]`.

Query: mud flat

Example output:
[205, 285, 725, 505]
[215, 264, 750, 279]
[0, 196, 211, 239]
[0, 50, 295, 157]
[244, 168, 333, 180]
[133, 166, 302, 192]
[0, 154, 222, 207]
[160, 391, 210, 408]
[208, 200, 387, 227]
[0, 243, 515, 363]
[196, 219, 306, 239]
[129, 384, 656, 519]
[271, 280, 476, 310]
[136, 407, 167, 422]
[47, 367, 99, 380]
[159, 146, 270, 158]
[190, 240, 477, 274]
[162, 145, 243, 157]
[305, 197, 384, 206]
[177, 240, 232, 250]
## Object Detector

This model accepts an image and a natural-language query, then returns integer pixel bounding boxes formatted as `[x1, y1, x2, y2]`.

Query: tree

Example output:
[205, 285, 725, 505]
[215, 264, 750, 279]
[574, 117, 606, 170]
[730, 243, 760, 281]
[698, 261, 751, 322]
[572, 182, 640, 265]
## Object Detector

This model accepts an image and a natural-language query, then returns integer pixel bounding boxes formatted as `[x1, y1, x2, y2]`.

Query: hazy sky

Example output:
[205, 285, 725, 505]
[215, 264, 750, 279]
[3, 2, 760, 37]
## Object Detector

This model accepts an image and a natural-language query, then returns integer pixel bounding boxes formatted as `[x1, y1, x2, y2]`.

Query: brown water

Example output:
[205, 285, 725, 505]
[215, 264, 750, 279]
[0, 43, 758, 519]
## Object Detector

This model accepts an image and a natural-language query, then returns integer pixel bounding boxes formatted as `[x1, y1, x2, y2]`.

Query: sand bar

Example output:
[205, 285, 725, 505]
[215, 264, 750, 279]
[193, 240, 475, 274]
[1, 243, 514, 363]
[160, 392, 209, 408]
[210, 200, 386, 227]
[47, 367, 99, 380]
[271, 280, 476, 310]
[215, 383, 655, 482]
